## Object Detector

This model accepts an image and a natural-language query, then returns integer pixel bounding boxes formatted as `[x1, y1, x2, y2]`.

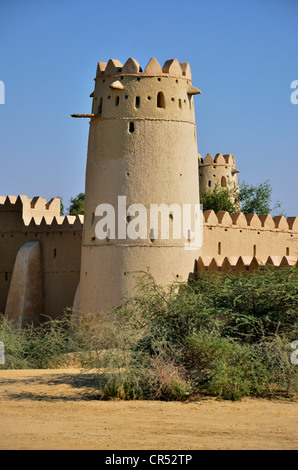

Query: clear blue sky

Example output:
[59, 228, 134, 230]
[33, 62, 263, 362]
[0, 0, 297, 215]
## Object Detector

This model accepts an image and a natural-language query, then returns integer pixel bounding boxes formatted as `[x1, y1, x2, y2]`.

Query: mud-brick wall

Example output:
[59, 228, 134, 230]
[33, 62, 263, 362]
[0, 213, 83, 319]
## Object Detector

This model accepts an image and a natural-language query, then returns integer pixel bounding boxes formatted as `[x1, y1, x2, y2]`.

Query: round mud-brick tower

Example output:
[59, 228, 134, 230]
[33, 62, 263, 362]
[78, 57, 202, 315]
[199, 152, 240, 208]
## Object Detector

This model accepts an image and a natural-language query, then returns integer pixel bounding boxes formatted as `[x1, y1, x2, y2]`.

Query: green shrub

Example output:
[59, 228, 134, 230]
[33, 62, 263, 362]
[0, 266, 297, 401]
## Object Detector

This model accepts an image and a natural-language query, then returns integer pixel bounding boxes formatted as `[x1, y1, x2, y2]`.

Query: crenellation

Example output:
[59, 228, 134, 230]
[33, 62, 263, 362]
[195, 254, 297, 274]
[216, 211, 233, 226]
[203, 210, 218, 225]
[287, 216, 298, 231]
[259, 214, 275, 229]
[231, 212, 247, 227]
[94, 57, 192, 80]
[245, 213, 262, 229]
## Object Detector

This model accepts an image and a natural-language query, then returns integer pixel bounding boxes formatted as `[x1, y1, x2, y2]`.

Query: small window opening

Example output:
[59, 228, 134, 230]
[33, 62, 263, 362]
[129, 122, 135, 133]
[135, 96, 140, 108]
[97, 97, 103, 115]
[208, 180, 212, 187]
[286, 247, 290, 256]
[157, 92, 165, 108]
[218, 242, 221, 255]
[53, 249, 57, 259]
[221, 176, 227, 187]
[115, 96, 120, 106]
[178, 99, 182, 109]
[5, 272, 8, 281]
[253, 245, 257, 257]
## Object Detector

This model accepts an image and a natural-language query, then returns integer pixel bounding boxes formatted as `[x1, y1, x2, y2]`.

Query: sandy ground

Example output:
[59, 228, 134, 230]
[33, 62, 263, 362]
[0, 368, 297, 450]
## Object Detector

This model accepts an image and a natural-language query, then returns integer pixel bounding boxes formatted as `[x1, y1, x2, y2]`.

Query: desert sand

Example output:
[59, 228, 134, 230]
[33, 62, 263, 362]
[0, 368, 297, 450]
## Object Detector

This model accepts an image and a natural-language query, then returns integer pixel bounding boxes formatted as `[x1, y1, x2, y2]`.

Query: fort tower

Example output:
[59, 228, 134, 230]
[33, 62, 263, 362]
[75, 57, 202, 314]
[199, 152, 240, 208]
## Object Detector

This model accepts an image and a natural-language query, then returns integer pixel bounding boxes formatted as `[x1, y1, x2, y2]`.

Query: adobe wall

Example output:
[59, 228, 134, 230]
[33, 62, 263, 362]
[200, 210, 298, 260]
[0, 196, 83, 319]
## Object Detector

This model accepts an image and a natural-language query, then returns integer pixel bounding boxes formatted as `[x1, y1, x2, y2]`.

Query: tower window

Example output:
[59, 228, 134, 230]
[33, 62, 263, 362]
[253, 245, 257, 257]
[135, 96, 140, 108]
[208, 180, 211, 187]
[221, 176, 227, 187]
[53, 248, 57, 259]
[97, 97, 103, 115]
[129, 122, 135, 133]
[286, 247, 290, 256]
[218, 242, 221, 255]
[115, 96, 120, 106]
[178, 99, 182, 109]
[157, 92, 165, 108]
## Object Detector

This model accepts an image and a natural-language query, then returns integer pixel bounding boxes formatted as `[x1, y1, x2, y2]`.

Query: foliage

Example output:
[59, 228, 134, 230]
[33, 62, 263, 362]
[56, 196, 65, 216]
[67, 192, 85, 216]
[200, 183, 239, 214]
[200, 179, 283, 216]
[0, 315, 71, 369]
[1, 267, 297, 401]
[239, 180, 283, 216]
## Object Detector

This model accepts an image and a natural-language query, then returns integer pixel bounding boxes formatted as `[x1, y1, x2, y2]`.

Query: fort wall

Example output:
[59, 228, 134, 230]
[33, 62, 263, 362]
[0, 193, 296, 320]
[0, 196, 83, 319]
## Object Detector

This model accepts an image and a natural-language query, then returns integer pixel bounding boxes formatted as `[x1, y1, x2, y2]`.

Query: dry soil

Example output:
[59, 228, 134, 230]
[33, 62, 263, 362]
[0, 368, 297, 450]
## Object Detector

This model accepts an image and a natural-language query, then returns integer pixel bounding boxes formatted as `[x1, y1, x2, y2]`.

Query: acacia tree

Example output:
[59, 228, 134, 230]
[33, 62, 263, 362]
[239, 180, 282, 215]
[200, 180, 283, 216]
[67, 193, 85, 216]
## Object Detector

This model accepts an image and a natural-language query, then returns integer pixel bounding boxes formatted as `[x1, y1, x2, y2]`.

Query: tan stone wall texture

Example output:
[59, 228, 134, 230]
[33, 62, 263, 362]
[0, 196, 83, 319]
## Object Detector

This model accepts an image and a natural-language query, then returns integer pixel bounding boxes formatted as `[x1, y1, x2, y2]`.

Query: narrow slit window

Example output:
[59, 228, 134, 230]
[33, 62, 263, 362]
[97, 97, 103, 115]
[129, 122, 135, 133]
[157, 92, 165, 108]
[135, 96, 140, 108]
[179, 99, 182, 109]
[115, 96, 120, 106]
[53, 248, 57, 259]
[253, 245, 257, 257]
[208, 180, 211, 187]
[218, 242, 221, 255]
[286, 247, 290, 256]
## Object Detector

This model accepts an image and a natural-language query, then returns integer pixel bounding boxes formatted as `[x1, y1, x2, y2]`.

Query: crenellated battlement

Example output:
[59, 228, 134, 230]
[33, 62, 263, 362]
[196, 255, 297, 273]
[0, 195, 84, 231]
[95, 57, 193, 79]
[24, 214, 84, 232]
[199, 153, 237, 167]
[203, 210, 297, 232]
